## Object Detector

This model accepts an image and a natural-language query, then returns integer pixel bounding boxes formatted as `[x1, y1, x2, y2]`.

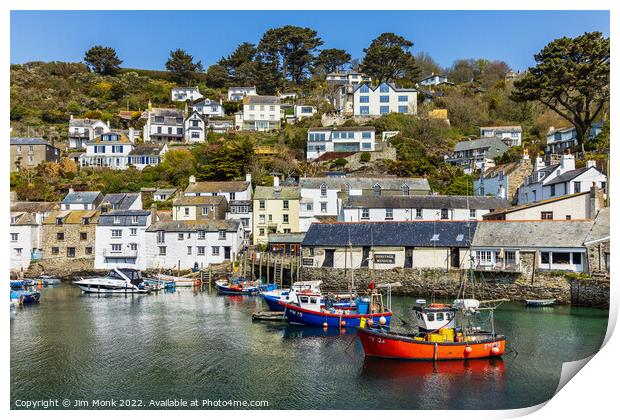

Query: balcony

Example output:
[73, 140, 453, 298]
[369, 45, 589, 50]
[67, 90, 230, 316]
[103, 248, 138, 257]
[473, 261, 522, 273]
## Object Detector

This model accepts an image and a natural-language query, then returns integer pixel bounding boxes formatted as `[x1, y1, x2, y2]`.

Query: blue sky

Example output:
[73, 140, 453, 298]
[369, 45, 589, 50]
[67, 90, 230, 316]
[10, 10, 609, 71]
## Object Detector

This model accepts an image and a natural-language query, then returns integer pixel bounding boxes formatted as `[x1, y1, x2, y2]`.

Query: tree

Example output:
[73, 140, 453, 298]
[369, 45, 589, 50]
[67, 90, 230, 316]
[205, 64, 229, 88]
[219, 42, 257, 81]
[314, 48, 351, 74]
[83, 45, 122, 75]
[480, 60, 511, 88]
[360, 33, 419, 83]
[257, 26, 324, 85]
[447, 59, 476, 84]
[415, 52, 442, 79]
[165, 49, 204, 85]
[159, 149, 196, 185]
[512, 32, 609, 152]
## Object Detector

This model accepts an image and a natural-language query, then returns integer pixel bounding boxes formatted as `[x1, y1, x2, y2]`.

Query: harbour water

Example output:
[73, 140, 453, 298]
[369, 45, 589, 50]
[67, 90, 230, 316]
[11, 284, 608, 410]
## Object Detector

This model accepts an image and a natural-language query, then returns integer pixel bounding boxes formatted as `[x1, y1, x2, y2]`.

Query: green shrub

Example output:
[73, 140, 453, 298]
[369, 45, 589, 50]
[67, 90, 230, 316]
[359, 151, 371, 163]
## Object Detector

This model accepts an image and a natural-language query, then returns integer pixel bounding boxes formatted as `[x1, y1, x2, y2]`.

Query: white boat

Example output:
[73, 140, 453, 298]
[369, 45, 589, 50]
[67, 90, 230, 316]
[73, 268, 151, 294]
[35, 275, 62, 285]
[154, 273, 201, 287]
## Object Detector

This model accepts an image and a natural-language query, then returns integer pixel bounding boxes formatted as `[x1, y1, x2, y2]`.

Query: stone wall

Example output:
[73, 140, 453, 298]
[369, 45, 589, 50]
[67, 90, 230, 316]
[300, 266, 609, 307]
[587, 240, 610, 274]
[570, 277, 610, 308]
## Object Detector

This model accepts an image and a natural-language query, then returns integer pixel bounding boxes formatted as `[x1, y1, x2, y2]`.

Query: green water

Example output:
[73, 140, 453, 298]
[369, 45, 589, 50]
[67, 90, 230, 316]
[10, 284, 608, 410]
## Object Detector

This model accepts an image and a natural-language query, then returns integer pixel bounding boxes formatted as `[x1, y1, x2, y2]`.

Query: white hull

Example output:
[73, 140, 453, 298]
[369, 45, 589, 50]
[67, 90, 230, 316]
[76, 284, 150, 294]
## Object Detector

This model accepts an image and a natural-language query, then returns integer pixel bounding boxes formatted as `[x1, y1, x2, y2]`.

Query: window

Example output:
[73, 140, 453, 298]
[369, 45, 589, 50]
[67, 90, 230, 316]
[57, 232, 65, 241]
[212, 246, 220, 256]
[362, 132, 372, 140]
[158, 246, 167, 256]
[111, 244, 122, 253]
[113, 216, 120, 224]
[380, 106, 390, 114]
[359, 84, 369, 93]
[427, 313, 435, 322]
[259, 200, 265, 210]
[436, 312, 445, 322]
[540, 252, 550, 264]
[498, 171, 505, 181]
[178, 233, 184, 240]
[52, 247, 59, 255]
[12, 248, 21, 257]
[398, 106, 408, 113]
[259, 228, 265, 236]
[56, 217, 64, 225]
[283, 200, 289, 210]
[80, 232, 88, 240]
[361, 208, 370, 220]
[385, 208, 393, 220]
[130, 228, 137, 236]
[219, 231, 226, 240]
[541, 211, 553, 220]
[202, 207, 209, 216]
[478, 251, 493, 264]
[229, 192, 236, 200]
[184, 207, 190, 216]
[10, 233, 18, 242]
[398, 95, 408, 102]
[359, 96, 369, 103]
[359, 106, 369, 115]
[67, 247, 76, 258]
[470, 209, 476, 219]
[505, 251, 516, 264]
[111, 230, 122, 237]
[82, 217, 90, 225]
[550, 184, 556, 196]
[259, 214, 265, 224]
[572, 253, 582, 265]
[156, 231, 165, 244]
[283, 214, 289, 224]
[373, 184, 381, 196]
[552, 252, 571, 264]
[379, 84, 390, 93]
[320, 202, 327, 213]
[573, 181, 581, 193]
[379, 95, 390, 103]
[415, 208, 422, 219]
[197, 246, 205, 256]
[130, 243, 137, 251]
[320, 183, 327, 197]
[187, 246, 192, 255]
[440, 209, 449, 220]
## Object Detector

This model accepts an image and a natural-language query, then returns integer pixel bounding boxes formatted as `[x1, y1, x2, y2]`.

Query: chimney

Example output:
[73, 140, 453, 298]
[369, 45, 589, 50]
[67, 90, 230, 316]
[148, 99, 152, 111]
[273, 175, 280, 188]
[534, 156, 545, 172]
[189, 175, 196, 184]
[522, 149, 530, 162]
[128, 127, 135, 142]
[150, 203, 157, 223]
[589, 185, 601, 219]
[70, 114, 74, 120]
[586, 160, 596, 169]
[68, 187, 74, 194]
[107, 120, 110, 128]
[245, 173, 252, 184]
[560, 153, 575, 171]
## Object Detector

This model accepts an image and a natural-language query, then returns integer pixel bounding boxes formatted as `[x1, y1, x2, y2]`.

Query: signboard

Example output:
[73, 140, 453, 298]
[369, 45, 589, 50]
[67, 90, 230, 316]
[373, 254, 395, 264]
[302, 258, 315, 267]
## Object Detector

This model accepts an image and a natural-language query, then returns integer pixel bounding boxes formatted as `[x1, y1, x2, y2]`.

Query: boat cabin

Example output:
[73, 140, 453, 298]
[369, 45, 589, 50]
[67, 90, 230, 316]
[294, 292, 323, 311]
[413, 303, 457, 332]
[108, 268, 144, 286]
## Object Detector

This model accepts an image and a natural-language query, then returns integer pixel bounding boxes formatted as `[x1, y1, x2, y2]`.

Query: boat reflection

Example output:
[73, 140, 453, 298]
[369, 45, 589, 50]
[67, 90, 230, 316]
[277, 325, 354, 339]
[361, 357, 505, 380]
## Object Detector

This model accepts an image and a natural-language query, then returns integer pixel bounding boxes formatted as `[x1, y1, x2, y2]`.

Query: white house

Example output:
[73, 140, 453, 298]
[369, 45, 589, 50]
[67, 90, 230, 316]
[352, 82, 418, 117]
[306, 126, 376, 160]
[10, 201, 59, 270]
[68, 117, 110, 149]
[79, 131, 135, 170]
[184, 110, 206, 143]
[446, 138, 509, 174]
[206, 118, 235, 133]
[340, 195, 509, 223]
[517, 154, 607, 204]
[95, 209, 153, 270]
[61, 190, 104, 210]
[471, 220, 594, 273]
[171, 87, 203, 102]
[326, 71, 372, 85]
[142, 104, 185, 143]
[226, 200, 253, 241]
[235, 95, 281, 131]
[192, 98, 225, 118]
[480, 125, 523, 147]
[546, 123, 604, 154]
[228, 86, 257, 101]
[419, 74, 450, 86]
[294, 105, 317, 120]
[128, 144, 168, 170]
[474, 154, 532, 202]
[298, 176, 432, 231]
[144, 220, 244, 270]
[183, 174, 253, 202]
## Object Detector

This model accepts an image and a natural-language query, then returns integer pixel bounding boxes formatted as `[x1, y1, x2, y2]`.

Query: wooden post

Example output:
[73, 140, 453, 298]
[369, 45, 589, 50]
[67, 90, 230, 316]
[266, 252, 270, 284]
[259, 251, 262, 282]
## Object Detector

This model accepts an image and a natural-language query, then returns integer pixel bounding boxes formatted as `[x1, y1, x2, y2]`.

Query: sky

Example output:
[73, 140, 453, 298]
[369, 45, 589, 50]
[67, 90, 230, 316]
[10, 10, 609, 72]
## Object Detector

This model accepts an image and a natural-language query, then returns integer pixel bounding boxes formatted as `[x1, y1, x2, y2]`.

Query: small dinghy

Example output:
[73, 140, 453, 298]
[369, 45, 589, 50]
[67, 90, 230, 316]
[525, 299, 556, 307]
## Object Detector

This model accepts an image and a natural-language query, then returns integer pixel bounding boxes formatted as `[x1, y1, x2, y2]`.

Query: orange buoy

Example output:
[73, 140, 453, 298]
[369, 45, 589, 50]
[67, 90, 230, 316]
[367, 319, 374, 327]
[340, 320, 346, 327]
[491, 346, 500, 355]
[464, 346, 473, 355]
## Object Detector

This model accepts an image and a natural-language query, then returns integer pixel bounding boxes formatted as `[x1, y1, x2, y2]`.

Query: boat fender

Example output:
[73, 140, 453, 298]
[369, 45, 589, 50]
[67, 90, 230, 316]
[464, 346, 472, 356]
[491, 346, 500, 355]
[322, 322, 328, 328]
[340, 320, 346, 327]
[367, 319, 374, 327]
[379, 316, 387, 325]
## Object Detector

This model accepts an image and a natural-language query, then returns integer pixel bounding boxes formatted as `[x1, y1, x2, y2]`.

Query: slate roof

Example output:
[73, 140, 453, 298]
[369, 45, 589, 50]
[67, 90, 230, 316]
[128, 144, 166, 156]
[308, 126, 375, 132]
[185, 180, 250, 194]
[11, 137, 54, 146]
[173, 195, 227, 206]
[471, 220, 594, 248]
[481, 161, 524, 179]
[43, 210, 100, 225]
[299, 177, 431, 192]
[302, 221, 476, 248]
[253, 186, 301, 200]
[86, 131, 132, 144]
[544, 167, 598, 186]
[453, 138, 509, 155]
[101, 193, 140, 210]
[244, 95, 280, 105]
[146, 219, 240, 232]
[150, 107, 184, 118]
[69, 118, 105, 128]
[10, 212, 37, 225]
[352, 82, 417, 94]
[11, 201, 59, 213]
[584, 208, 610, 245]
[268, 232, 306, 244]
[483, 191, 590, 218]
[343, 195, 509, 210]
[480, 125, 522, 132]
[61, 191, 103, 205]
[98, 210, 151, 226]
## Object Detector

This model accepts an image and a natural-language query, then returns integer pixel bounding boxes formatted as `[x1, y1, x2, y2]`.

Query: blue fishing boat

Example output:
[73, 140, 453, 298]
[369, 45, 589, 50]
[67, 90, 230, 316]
[215, 277, 260, 295]
[261, 281, 356, 312]
[10, 280, 26, 289]
[11, 289, 41, 305]
[280, 291, 392, 328]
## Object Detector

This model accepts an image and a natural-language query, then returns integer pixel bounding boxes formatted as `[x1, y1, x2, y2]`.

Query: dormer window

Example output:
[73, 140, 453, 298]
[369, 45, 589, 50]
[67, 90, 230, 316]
[320, 183, 327, 197]
[372, 183, 381, 196]
[401, 184, 410, 196]
[56, 217, 63, 225]
[113, 216, 120, 224]
[82, 217, 90, 225]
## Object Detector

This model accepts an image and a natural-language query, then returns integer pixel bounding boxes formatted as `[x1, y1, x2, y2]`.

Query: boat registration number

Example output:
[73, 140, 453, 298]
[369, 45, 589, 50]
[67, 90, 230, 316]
[367, 336, 386, 344]
[483, 342, 502, 349]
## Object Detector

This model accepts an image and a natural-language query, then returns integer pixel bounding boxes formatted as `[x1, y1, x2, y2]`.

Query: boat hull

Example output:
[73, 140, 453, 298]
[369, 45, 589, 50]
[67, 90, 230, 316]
[75, 284, 150, 294]
[525, 299, 556, 307]
[281, 302, 391, 328]
[262, 293, 284, 311]
[356, 327, 505, 361]
[12, 291, 41, 304]
[215, 281, 259, 295]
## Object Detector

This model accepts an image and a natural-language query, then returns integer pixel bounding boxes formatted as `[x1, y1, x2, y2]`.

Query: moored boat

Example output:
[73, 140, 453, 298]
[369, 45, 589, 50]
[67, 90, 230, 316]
[11, 289, 41, 305]
[525, 299, 556, 307]
[215, 278, 260, 295]
[154, 273, 201, 288]
[35, 275, 62, 286]
[73, 268, 151, 294]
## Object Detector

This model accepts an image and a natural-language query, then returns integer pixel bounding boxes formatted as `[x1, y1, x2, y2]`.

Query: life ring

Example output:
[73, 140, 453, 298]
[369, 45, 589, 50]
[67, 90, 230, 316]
[194, 279, 201, 286]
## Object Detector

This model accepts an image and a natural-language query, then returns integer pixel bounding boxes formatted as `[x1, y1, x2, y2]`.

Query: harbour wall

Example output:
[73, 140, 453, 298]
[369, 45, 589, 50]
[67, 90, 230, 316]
[299, 267, 610, 308]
